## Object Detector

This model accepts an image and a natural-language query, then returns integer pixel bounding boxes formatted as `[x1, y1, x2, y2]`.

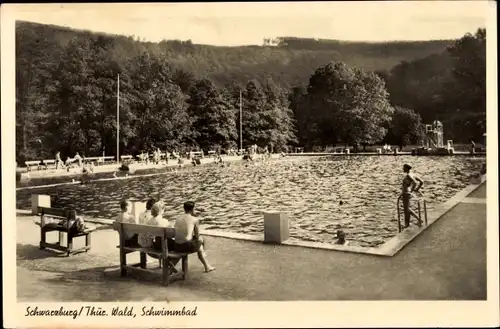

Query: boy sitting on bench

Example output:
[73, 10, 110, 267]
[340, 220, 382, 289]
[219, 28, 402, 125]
[113, 200, 138, 247]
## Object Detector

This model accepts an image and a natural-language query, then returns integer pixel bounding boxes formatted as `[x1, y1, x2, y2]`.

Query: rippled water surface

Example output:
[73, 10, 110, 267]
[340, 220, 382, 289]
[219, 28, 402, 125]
[16, 156, 484, 248]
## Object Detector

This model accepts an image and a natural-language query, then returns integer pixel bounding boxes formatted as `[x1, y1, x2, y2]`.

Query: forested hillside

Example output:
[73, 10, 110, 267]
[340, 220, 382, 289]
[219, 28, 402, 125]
[16, 21, 452, 88]
[15, 21, 485, 161]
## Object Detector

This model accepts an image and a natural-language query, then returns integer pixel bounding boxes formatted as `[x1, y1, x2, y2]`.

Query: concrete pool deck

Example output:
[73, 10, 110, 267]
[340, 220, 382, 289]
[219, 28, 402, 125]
[16, 182, 487, 301]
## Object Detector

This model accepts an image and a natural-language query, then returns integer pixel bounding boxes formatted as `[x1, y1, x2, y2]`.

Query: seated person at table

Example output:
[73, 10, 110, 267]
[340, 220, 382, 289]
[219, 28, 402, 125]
[138, 198, 156, 224]
[113, 200, 138, 247]
[174, 201, 215, 273]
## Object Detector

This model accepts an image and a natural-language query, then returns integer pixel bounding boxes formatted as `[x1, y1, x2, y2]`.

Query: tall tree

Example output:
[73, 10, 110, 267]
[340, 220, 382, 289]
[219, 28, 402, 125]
[262, 77, 297, 151]
[241, 80, 268, 146]
[305, 62, 393, 149]
[128, 52, 191, 151]
[337, 69, 393, 148]
[187, 78, 237, 150]
[16, 23, 63, 161]
[446, 28, 486, 140]
[173, 68, 196, 94]
[385, 106, 424, 150]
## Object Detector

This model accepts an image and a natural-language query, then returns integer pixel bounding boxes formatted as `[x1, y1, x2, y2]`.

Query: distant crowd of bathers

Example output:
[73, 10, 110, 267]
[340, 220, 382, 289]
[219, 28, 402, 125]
[113, 199, 215, 273]
[36, 143, 287, 173]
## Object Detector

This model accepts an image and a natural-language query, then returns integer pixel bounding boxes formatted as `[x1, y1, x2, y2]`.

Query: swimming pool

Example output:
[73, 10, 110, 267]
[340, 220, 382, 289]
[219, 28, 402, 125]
[16, 155, 484, 248]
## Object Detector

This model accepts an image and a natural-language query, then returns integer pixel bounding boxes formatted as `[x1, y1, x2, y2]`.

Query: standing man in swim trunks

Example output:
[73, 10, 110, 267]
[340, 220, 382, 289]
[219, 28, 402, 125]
[174, 201, 215, 273]
[401, 164, 424, 228]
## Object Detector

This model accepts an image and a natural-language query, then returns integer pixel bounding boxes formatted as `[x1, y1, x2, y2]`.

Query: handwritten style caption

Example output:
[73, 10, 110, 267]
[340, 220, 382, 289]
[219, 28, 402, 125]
[25, 305, 198, 319]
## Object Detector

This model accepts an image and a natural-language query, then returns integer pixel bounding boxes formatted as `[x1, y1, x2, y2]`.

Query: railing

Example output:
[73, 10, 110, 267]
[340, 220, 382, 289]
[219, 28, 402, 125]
[396, 193, 428, 233]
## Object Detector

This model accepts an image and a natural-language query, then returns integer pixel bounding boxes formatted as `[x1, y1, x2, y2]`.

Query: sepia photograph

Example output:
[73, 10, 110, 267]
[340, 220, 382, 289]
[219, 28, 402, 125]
[2, 1, 498, 328]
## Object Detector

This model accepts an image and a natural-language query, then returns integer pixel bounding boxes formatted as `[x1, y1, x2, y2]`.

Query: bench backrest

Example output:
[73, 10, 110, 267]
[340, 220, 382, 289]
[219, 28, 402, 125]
[38, 206, 68, 218]
[112, 221, 176, 238]
[26, 161, 40, 165]
[43, 159, 56, 164]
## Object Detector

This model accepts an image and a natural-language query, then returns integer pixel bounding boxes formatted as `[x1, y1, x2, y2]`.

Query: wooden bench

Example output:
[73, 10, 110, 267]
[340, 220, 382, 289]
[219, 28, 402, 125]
[103, 156, 115, 163]
[25, 160, 41, 171]
[42, 159, 56, 169]
[112, 222, 189, 286]
[84, 157, 100, 165]
[120, 155, 133, 162]
[190, 151, 203, 159]
[37, 207, 95, 256]
[207, 151, 216, 156]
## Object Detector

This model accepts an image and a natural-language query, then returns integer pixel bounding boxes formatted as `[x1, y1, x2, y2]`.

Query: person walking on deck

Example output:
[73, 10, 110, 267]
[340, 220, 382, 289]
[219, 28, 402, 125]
[55, 151, 64, 169]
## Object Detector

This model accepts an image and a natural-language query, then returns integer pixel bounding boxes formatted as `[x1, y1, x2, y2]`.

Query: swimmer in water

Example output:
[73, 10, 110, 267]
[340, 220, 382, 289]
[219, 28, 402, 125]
[335, 230, 348, 245]
[401, 164, 424, 228]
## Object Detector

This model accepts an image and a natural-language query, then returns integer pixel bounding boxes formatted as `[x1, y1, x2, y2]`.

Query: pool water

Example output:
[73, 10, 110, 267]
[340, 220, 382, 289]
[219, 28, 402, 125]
[16, 156, 484, 248]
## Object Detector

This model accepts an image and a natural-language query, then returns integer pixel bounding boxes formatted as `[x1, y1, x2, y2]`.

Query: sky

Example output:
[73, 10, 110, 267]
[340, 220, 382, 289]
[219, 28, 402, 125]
[8, 2, 491, 46]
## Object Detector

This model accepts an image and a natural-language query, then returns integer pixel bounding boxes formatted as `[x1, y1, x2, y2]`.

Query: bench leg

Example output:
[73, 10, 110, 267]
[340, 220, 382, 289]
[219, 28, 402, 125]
[120, 251, 127, 277]
[59, 232, 64, 245]
[181, 256, 188, 280]
[140, 252, 147, 269]
[40, 228, 46, 250]
[85, 233, 91, 250]
[158, 259, 162, 268]
[67, 235, 73, 257]
[162, 259, 169, 286]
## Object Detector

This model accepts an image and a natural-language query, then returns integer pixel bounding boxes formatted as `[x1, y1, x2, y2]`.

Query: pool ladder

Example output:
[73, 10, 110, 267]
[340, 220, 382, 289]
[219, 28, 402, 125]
[396, 195, 428, 233]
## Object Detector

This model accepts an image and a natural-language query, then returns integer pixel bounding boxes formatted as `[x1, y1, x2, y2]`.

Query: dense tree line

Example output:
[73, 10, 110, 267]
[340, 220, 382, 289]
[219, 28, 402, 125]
[15, 22, 486, 161]
[378, 28, 486, 143]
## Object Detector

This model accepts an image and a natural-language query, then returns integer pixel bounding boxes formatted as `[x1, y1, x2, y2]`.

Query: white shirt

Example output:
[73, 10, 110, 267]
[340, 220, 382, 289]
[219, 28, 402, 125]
[138, 215, 172, 248]
[113, 212, 136, 240]
[138, 210, 151, 224]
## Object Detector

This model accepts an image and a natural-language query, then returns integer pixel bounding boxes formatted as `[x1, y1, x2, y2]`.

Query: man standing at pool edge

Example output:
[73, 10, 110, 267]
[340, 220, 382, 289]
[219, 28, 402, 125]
[401, 164, 424, 228]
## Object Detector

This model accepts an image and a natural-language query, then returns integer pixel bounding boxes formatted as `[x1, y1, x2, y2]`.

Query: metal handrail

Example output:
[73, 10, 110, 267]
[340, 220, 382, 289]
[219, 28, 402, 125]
[397, 193, 428, 232]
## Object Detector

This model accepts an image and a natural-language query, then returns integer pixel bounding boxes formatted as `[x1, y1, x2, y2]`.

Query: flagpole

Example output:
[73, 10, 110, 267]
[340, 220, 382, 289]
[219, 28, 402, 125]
[116, 74, 120, 163]
[239, 89, 243, 152]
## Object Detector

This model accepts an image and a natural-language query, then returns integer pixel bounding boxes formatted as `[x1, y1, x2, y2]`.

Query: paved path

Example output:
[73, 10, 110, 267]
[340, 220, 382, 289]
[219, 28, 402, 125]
[16, 183, 486, 301]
